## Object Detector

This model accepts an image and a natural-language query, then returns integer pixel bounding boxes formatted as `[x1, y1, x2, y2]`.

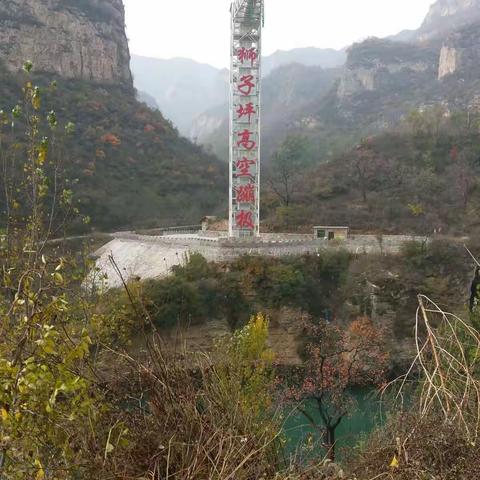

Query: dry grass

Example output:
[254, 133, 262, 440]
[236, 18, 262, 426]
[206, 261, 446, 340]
[344, 295, 480, 480]
[348, 413, 480, 480]
[98, 334, 287, 480]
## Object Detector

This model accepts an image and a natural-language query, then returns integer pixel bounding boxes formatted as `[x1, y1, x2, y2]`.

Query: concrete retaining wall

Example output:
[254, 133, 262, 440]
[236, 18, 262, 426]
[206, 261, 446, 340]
[92, 232, 429, 289]
[110, 232, 428, 260]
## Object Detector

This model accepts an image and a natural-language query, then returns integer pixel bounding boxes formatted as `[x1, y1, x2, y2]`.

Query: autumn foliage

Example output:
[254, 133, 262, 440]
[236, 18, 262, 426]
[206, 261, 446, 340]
[100, 132, 121, 146]
[284, 317, 389, 460]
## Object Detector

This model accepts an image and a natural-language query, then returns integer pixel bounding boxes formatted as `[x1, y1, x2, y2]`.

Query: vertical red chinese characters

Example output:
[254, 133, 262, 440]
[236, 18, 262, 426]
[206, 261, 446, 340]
[229, 0, 264, 237]
[230, 1, 263, 237]
[234, 55, 257, 232]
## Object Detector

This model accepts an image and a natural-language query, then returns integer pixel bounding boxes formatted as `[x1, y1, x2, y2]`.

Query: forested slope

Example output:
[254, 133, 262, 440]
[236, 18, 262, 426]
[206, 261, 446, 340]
[263, 111, 480, 235]
[0, 62, 227, 231]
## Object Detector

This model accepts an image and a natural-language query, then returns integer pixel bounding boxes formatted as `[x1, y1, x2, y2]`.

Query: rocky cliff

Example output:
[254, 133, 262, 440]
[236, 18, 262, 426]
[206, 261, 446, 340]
[337, 39, 437, 100]
[417, 0, 480, 40]
[0, 0, 132, 85]
[326, 0, 480, 120]
[331, 38, 440, 133]
[0, 0, 227, 231]
[335, 0, 480, 101]
[438, 22, 480, 82]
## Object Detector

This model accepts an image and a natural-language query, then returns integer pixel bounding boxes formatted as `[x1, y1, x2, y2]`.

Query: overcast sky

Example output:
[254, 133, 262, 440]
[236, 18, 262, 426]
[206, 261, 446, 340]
[123, 0, 435, 69]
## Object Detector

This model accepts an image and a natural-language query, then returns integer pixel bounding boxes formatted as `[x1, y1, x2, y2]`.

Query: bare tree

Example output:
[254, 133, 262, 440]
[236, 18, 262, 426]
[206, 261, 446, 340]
[352, 139, 380, 203]
[267, 135, 309, 207]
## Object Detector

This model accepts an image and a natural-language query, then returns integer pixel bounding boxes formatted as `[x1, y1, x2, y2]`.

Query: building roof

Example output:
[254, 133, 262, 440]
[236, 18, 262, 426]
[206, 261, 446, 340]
[313, 226, 349, 229]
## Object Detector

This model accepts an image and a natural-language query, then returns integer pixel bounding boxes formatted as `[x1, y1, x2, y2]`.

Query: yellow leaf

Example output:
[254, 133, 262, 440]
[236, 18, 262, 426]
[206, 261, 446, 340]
[53, 272, 63, 285]
[34, 459, 45, 480]
[1, 408, 8, 421]
[32, 95, 40, 111]
[38, 149, 46, 165]
[43, 343, 56, 355]
[390, 455, 399, 469]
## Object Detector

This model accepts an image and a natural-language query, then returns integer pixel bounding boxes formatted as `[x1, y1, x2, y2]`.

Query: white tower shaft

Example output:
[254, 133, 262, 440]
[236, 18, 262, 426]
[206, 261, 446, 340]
[229, 0, 264, 237]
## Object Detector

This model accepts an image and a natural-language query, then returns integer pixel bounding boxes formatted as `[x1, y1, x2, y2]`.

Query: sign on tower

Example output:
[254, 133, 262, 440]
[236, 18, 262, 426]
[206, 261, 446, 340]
[229, 0, 264, 237]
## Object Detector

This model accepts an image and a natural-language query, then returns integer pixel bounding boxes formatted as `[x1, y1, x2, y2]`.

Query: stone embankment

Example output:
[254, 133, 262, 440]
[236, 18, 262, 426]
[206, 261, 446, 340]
[91, 231, 428, 290]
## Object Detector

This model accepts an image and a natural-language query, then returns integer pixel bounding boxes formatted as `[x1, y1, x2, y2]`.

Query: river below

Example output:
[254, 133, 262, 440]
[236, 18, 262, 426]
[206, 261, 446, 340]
[283, 388, 383, 462]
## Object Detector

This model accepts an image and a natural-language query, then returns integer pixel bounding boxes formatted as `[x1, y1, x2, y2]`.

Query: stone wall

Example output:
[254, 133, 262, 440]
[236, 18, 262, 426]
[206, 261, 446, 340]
[92, 232, 428, 289]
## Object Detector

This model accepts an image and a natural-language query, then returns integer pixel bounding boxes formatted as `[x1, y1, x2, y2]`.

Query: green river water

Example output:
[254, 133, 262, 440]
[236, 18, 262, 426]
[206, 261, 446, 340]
[283, 388, 383, 462]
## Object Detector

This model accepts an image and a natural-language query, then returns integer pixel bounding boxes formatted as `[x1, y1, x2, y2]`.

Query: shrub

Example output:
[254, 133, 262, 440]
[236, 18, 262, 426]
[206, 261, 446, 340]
[102, 315, 286, 479]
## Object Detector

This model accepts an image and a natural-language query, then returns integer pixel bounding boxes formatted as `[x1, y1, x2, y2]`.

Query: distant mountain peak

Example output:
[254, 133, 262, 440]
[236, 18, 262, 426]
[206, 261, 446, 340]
[131, 47, 347, 135]
[262, 47, 346, 76]
[424, 0, 477, 20]
[418, 0, 480, 40]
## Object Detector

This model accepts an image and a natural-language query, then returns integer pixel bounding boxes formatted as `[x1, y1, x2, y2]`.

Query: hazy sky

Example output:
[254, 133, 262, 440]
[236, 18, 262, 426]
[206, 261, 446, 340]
[123, 0, 435, 68]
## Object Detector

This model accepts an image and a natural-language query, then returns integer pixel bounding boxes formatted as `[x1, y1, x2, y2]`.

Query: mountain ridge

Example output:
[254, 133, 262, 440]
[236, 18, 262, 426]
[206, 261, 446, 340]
[130, 47, 346, 137]
[193, 0, 480, 163]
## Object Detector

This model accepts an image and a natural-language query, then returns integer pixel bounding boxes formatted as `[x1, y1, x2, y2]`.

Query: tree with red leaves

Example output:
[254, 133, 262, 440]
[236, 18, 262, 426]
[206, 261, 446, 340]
[285, 317, 389, 460]
[100, 132, 121, 146]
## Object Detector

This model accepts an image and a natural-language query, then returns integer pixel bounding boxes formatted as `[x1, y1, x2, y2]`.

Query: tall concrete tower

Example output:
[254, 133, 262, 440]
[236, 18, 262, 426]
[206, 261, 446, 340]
[229, 0, 264, 237]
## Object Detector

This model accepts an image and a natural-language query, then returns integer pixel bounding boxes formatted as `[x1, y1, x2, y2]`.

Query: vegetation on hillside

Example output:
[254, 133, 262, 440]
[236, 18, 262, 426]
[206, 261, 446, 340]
[264, 109, 480, 234]
[0, 64, 288, 480]
[101, 238, 477, 379]
[2, 69, 480, 480]
[0, 60, 227, 232]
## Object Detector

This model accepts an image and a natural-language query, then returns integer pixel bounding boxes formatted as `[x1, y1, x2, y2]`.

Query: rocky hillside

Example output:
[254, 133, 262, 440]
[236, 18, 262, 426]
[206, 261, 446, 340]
[0, 0, 227, 231]
[438, 21, 480, 83]
[0, 0, 132, 84]
[193, 0, 480, 164]
[260, 0, 480, 162]
[417, 0, 480, 40]
[319, 38, 445, 146]
[315, 11, 480, 135]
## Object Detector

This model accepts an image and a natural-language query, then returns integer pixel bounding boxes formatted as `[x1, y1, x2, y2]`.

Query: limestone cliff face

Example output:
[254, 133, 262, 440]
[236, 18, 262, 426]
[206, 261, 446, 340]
[339, 1, 480, 93]
[337, 68, 375, 98]
[164, 307, 305, 366]
[438, 22, 480, 80]
[418, 0, 480, 40]
[337, 39, 437, 100]
[438, 46, 459, 79]
[0, 0, 132, 85]
[424, 0, 477, 21]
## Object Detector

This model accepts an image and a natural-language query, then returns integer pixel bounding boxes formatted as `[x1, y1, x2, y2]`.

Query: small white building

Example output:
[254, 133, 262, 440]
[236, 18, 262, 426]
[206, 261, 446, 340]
[313, 226, 349, 241]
